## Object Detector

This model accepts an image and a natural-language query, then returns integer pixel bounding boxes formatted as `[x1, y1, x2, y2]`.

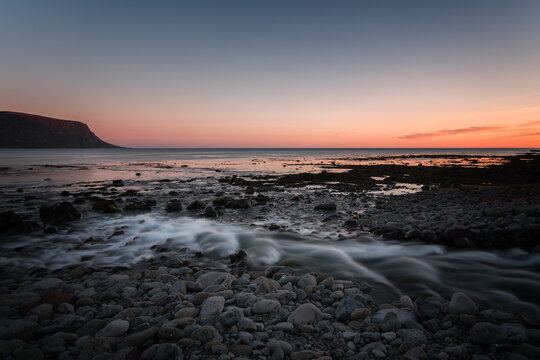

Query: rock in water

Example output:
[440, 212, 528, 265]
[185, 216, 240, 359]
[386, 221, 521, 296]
[314, 202, 337, 210]
[0, 211, 22, 232]
[448, 292, 479, 314]
[40, 202, 81, 224]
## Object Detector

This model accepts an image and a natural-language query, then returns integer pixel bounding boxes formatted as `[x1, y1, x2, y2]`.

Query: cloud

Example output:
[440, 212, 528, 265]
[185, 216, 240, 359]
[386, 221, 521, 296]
[517, 120, 540, 127]
[399, 126, 504, 140]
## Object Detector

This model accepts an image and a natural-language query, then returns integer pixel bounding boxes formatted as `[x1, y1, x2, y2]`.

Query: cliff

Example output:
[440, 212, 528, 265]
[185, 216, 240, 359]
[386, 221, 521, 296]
[0, 111, 119, 148]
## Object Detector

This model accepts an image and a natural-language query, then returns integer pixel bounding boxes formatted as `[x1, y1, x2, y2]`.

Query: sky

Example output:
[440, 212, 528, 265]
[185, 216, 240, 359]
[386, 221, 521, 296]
[1, 0, 539, 148]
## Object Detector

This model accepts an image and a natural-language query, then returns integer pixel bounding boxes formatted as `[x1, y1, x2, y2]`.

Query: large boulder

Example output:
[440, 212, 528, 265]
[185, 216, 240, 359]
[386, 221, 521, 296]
[40, 202, 80, 224]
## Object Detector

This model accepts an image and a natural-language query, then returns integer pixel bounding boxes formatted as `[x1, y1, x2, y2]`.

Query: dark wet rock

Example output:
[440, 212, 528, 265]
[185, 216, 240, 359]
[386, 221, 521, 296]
[0, 211, 22, 232]
[140, 343, 182, 360]
[92, 198, 120, 213]
[199, 296, 225, 325]
[252, 299, 281, 314]
[448, 292, 478, 315]
[77, 336, 116, 360]
[220, 307, 244, 327]
[229, 250, 247, 263]
[123, 200, 156, 211]
[413, 298, 441, 321]
[39, 202, 80, 224]
[397, 328, 428, 346]
[191, 325, 222, 344]
[165, 199, 183, 213]
[13, 346, 44, 360]
[0, 319, 40, 340]
[469, 322, 508, 345]
[237, 317, 257, 331]
[41, 291, 75, 307]
[118, 327, 158, 348]
[314, 202, 337, 211]
[204, 206, 218, 218]
[28, 303, 53, 321]
[196, 271, 235, 289]
[187, 200, 205, 210]
[379, 311, 400, 332]
[336, 294, 366, 322]
[119, 189, 138, 197]
[297, 274, 317, 288]
[98, 319, 129, 337]
[254, 194, 271, 203]
[444, 225, 470, 242]
[76, 319, 106, 336]
[227, 198, 252, 209]
[256, 277, 280, 294]
[267, 339, 293, 354]
[287, 303, 324, 326]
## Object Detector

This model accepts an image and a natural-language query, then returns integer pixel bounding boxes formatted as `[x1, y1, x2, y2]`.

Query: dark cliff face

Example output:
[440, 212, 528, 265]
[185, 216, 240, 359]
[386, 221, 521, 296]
[0, 111, 119, 148]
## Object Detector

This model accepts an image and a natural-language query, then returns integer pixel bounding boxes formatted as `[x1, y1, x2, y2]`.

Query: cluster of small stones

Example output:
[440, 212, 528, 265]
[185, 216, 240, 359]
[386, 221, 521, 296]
[1, 251, 539, 360]
[358, 185, 540, 249]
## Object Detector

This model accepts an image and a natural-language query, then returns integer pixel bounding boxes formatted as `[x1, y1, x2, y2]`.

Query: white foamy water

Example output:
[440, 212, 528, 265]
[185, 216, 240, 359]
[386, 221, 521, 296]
[1, 213, 539, 321]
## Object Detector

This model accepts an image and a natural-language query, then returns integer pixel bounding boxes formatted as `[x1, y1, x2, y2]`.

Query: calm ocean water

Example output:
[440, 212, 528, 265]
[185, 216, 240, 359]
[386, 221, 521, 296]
[0, 147, 528, 166]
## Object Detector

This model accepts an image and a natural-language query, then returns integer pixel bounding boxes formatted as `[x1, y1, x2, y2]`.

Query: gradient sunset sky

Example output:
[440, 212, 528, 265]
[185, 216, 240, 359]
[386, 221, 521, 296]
[1, 0, 539, 148]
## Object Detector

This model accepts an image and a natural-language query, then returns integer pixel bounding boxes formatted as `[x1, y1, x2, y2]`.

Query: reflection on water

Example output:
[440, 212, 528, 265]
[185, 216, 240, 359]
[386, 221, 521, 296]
[1, 213, 539, 321]
[0, 148, 526, 187]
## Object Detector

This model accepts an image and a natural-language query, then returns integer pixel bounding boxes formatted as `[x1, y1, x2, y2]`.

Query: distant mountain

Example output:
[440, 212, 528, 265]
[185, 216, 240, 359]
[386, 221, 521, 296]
[0, 111, 119, 148]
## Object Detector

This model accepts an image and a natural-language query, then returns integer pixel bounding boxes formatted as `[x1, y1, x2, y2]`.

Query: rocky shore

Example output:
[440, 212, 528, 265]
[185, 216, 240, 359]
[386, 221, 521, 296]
[1, 250, 539, 360]
[1, 152, 540, 359]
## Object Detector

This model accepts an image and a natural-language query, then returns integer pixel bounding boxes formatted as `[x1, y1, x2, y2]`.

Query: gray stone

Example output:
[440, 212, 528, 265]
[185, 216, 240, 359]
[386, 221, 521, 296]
[169, 281, 186, 294]
[470, 322, 508, 345]
[297, 274, 317, 288]
[271, 322, 294, 331]
[56, 302, 74, 314]
[263, 290, 297, 304]
[99, 319, 129, 337]
[379, 311, 400, 332]
[237, 317, 257, 331]
[140, 343, 183, 360]
[196, 272, 235, 289]
[191, 325, 222, 344]
[287, 303, 324, 326]
[252, 299, 281, 314]
[220, 307, 244, 327]
[175, 307, 198, 318]
[448, 292, 478, 315]
[34, 278, 62, 290]
[266, 339, 293, 354]
[397, 329, 428, 346]
[256, 278, 280, 294]
[336, 294, 366, 322]
[29, 303, 53, 322]
[118, 327, 158, 348]
[199, 296, 225, 325]
[372, 309, 415, 326]
[413, 298, 441, 321]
